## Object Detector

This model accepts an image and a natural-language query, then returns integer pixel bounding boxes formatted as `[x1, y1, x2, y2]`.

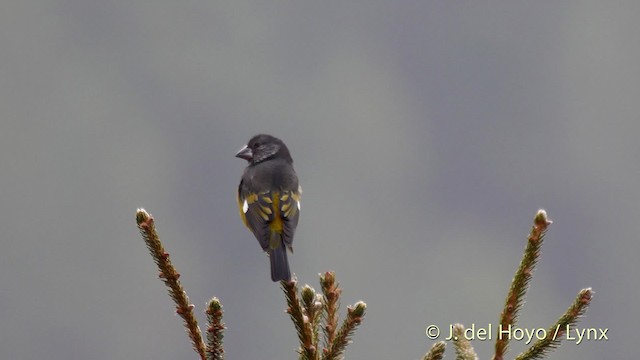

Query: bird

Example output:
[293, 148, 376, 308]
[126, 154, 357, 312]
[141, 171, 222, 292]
[235, 134, 301, 282]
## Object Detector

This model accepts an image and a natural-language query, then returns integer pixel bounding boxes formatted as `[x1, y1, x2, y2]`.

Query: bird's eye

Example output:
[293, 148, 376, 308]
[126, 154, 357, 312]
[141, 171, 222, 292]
[253, 142, 260, 148]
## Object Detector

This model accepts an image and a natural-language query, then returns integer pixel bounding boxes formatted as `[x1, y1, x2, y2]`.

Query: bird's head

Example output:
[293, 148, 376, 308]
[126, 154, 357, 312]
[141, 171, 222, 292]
[235, 134, 293, 165]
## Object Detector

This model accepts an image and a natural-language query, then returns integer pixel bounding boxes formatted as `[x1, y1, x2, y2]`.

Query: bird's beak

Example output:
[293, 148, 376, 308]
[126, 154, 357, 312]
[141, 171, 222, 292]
[235, 145, 253, 161]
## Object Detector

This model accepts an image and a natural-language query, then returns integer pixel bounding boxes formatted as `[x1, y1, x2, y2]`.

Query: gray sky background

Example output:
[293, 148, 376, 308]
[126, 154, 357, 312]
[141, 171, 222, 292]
[1, 1, 638, 359]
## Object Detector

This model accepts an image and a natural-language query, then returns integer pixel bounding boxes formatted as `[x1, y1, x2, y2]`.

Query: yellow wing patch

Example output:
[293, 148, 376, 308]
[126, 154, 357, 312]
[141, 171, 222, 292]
[267, 191, 283, 233]
[238, 189, 300, 248]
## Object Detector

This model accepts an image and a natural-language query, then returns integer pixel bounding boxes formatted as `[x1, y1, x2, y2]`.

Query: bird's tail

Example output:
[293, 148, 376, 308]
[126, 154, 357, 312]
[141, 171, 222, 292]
[269, 242, 291, 282]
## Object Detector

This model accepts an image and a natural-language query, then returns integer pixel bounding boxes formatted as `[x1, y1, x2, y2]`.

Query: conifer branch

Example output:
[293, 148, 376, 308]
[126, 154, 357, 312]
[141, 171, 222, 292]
[493, 210, 551, 360]
[282, 272, 366, 360]
[514, 288, 593, 360]
[451, 324, 478, 360]
[205, 297, 225, 360]
[320, 271, 341, 349]
[323, 301, 366, 360]
[301, 285, 324, 348]
[422, 341, 446, 360]
[135, 207, 592, 360]
[282, 279, 317, 360]
[136, 208, 207, 360]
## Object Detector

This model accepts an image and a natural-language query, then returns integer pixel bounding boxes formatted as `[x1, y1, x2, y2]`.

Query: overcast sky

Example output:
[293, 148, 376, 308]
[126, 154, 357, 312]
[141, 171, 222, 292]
[1, 1, 638, 359]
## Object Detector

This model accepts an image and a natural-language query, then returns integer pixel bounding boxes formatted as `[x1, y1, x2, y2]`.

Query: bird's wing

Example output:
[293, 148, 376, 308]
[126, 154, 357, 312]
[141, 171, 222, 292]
[279, 187, 301, 251]
[238, 182, 300, 251]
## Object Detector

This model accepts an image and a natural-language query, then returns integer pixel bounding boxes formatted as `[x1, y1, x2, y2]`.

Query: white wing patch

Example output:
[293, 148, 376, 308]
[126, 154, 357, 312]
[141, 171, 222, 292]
[243, 199, 249, 213]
